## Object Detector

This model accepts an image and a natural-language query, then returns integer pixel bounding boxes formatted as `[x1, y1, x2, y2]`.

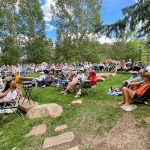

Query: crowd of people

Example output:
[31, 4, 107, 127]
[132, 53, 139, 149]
[0, 59, 150, 113]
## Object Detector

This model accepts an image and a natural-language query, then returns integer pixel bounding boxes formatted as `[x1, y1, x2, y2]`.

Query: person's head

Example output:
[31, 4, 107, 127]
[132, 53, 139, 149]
[44, 70, 49, 74]
[71, 69, 76, 75]
[79, 67, 84, 74]
[141, 73, 150, 82]
[9, 81, 17, 90]
[139, 68, 146, 75]
[11, 74, 16, 81]
[88, 67, 93, 72]
[88, 67, 96, 75]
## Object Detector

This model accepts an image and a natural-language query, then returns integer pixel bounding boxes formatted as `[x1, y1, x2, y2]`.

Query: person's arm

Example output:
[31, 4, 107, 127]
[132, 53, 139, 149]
[128, 81, 143, 86]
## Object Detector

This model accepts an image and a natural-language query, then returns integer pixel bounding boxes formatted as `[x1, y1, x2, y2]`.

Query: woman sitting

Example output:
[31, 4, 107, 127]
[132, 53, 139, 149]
[120, 73, 150, 111]
[61, 68, 85, 95]
[75, 68, 96, 98]
[60, 69, 77, 87]
[0, 81, 17, 103]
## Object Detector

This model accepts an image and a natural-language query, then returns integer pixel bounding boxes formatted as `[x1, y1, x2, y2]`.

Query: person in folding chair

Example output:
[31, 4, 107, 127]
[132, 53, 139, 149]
[0, 81, 20, 117]
[75, 67, 96, 98]
[0, 81, 17, 103]
[61, 67, 85, 96]
[120, 73, 150, 111]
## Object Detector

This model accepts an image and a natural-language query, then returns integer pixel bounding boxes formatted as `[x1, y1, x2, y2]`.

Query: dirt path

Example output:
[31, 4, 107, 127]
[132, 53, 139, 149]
[81, 113, 150, 150]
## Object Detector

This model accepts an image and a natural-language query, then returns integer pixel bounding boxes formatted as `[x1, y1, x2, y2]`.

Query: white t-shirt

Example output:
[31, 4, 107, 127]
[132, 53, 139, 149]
[73, 73, 85, 81]
[6, 90, 17, 100]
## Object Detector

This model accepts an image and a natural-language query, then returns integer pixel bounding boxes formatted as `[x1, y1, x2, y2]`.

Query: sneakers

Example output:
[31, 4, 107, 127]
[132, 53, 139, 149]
[60, 91, 65, 94]
[121, 105, 137, 112]
[41, 85, 46, 88]
[75, 94, 80, 98]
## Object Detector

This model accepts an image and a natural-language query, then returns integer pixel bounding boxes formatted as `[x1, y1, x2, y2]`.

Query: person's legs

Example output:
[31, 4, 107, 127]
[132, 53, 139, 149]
[75, 89, 82, 98]
[66, 81, 77, 92]
[62, 81, 77, 95]
[122, 87, 135, 106]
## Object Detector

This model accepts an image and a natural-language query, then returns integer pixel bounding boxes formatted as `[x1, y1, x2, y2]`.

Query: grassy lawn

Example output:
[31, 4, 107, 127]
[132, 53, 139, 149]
[0, 73, 150, 150]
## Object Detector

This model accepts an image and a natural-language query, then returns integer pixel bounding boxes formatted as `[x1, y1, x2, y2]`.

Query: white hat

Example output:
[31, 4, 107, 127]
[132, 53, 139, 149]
[129, 71, 138, 74]
[80, 67, 84, 71]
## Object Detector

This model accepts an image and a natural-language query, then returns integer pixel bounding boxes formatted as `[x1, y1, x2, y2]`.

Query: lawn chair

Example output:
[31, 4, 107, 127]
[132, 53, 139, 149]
[81, 81, 97, 95]
[75, 79, 97, 96]
[133, 88, 150, 104]
[0, 93, 24, 120]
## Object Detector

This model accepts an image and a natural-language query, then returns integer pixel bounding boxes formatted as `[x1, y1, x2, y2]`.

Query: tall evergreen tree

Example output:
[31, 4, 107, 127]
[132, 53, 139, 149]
[97, 0, 150, 38]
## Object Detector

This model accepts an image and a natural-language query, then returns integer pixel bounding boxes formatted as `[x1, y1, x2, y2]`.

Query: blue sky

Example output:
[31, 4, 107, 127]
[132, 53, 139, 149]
[41, 0, 136, 41]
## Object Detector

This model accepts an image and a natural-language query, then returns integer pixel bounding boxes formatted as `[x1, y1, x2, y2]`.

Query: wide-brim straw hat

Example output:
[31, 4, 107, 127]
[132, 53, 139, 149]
[141, 73, 150, 80]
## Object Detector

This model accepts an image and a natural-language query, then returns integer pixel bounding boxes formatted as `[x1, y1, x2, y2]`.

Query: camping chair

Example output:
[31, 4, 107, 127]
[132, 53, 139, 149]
[82, 81, 97, 95]
[133, 88, 150, 104]
[0, 93, 24, 120]
[75, 79, 96, 96]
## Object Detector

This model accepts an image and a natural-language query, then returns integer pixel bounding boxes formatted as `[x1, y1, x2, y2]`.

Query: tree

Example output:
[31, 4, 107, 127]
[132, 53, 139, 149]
[18, 0, 49, 63]
[0, 0, 21, 64]
[97, 0, 150, 38]
[25, 37, 53, 64]
[50, 0, 102, 62]
[0, 0, 52, 64]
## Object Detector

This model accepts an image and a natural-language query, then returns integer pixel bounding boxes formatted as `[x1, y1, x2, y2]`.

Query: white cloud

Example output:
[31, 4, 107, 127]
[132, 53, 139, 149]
[96, 36, 115, 44]
[46, 23, 56, 31]
[88, 34, 115, 44]
[41, 0, 56, 32]
[41, 0, 56, 22]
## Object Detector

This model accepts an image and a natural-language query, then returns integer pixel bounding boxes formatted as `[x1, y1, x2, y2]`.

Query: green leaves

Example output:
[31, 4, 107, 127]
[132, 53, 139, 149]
[51, 0, 102, 62]
[0, 0, 52, 64]
[97, 0, 150, 38]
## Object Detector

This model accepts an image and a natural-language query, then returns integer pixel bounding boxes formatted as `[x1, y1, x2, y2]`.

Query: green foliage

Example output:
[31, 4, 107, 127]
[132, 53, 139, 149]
[1, 37, 21, 64]
[24, 37, 53, 64]
[0, 0, 53, 64]
[51, 0, 102, 62]
[97, 0, 150, 38]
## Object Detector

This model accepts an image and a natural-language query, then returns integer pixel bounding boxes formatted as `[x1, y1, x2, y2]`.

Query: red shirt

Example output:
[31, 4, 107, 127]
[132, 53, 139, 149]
[87, 72, 96, 86]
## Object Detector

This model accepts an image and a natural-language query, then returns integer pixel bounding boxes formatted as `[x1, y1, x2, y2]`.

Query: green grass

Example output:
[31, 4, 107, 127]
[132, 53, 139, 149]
[0, 73, 150, 150]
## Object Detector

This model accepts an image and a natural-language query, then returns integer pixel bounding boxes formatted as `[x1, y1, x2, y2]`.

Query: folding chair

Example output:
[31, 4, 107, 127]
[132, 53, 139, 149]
[133, 88, 150, 104]
[0, 94, 24, 120]
[76, 80, 96, 96]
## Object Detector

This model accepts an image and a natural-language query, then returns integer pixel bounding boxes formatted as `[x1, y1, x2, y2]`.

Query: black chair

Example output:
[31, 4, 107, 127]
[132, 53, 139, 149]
[133, 88, 150, 104]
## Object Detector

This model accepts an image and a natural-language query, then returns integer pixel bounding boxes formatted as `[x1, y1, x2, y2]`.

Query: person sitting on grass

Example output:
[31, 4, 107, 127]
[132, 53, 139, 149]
[120, 73, 150, 111]
[75, 67, 96, 98]
[61, 67, 85, 95]
[0, 81, 17, 103]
